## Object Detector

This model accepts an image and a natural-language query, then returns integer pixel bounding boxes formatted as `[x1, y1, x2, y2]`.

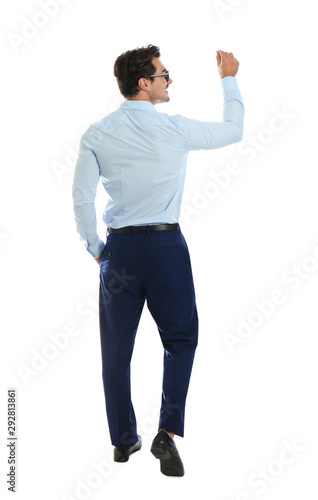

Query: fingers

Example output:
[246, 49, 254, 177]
[217, 50, 235, 59]
[216, 50, 239, 77]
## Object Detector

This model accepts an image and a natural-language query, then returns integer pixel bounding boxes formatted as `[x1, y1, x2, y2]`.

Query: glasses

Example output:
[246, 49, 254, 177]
[148, 70, 170, 82]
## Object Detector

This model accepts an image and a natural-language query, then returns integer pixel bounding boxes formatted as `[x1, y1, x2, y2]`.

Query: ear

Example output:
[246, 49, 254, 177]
[138, 77, 150, 92]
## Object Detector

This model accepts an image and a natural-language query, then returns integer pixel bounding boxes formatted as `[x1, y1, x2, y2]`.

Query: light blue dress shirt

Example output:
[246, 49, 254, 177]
[72, 76, 244, 258]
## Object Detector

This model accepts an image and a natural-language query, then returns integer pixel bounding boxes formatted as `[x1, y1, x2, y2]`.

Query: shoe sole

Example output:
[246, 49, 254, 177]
[151, 443, 184, 477]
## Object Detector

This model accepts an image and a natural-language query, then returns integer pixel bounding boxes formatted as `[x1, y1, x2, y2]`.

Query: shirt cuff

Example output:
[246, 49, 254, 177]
[220, 76, 239, 93]
[87, 237, 105, 259]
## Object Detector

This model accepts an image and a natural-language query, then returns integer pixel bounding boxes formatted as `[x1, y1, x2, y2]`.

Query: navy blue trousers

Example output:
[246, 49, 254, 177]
[98, 224, 198, 448]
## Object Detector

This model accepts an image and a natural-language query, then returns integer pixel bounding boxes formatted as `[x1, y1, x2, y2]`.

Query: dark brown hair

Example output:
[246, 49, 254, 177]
[113, 44, 161, 98]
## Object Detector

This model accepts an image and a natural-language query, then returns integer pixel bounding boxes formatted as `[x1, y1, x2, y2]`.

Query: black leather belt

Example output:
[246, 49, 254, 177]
[107, 223, 179, 234]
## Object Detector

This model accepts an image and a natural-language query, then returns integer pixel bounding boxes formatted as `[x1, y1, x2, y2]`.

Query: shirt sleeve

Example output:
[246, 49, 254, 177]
[72, 128, 105, 259]
[181, 76, 245, 150]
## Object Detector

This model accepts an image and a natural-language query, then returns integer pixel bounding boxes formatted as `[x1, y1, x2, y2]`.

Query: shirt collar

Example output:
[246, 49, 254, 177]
[119, 100, 158, 111]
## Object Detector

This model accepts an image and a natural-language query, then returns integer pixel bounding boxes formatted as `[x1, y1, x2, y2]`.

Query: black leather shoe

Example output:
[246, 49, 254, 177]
[151, 430, 185, 476]
[113, 435, 142, 463]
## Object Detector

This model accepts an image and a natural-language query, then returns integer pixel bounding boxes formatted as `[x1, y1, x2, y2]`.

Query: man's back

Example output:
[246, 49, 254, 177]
[82, 100, 190, 228]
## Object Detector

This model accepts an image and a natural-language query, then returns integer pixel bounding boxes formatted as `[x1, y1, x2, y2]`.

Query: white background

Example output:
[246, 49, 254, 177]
[1, 0, 318, 498]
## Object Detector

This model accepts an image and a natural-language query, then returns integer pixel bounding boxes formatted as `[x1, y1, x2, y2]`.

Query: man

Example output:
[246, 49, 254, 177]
[72, 44, 244, 476]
